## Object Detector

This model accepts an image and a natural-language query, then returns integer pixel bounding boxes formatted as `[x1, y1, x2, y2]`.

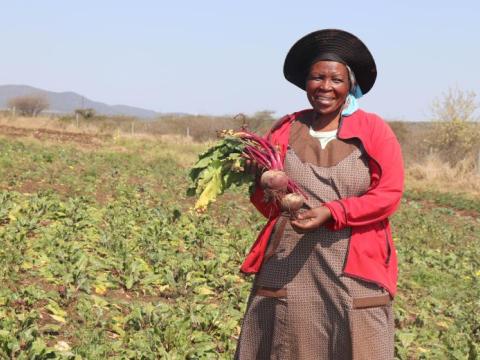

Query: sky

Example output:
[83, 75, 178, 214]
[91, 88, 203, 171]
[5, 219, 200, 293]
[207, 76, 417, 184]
[0, 0, 478, 121]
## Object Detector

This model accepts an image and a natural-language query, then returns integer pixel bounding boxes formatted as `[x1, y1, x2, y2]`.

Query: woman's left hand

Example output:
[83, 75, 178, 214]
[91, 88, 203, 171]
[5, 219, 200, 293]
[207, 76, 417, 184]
[290, 206, 332, 233]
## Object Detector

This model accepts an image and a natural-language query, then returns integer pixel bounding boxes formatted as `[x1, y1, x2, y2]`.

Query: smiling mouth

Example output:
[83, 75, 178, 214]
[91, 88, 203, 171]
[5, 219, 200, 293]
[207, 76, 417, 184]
[314, 96, 335, 102]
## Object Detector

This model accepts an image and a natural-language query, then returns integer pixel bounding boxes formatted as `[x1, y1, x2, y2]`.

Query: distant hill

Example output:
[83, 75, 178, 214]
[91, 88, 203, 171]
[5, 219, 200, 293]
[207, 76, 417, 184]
[0, 85, 159, 118]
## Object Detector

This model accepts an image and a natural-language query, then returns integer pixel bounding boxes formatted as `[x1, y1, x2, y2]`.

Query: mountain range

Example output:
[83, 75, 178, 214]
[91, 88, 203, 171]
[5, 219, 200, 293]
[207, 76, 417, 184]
[0, 85, 159, 118]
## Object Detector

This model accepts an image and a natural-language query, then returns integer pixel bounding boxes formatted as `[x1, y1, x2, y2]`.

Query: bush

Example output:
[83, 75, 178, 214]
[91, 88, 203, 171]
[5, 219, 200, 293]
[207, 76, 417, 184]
[7, 94, 49, 117]
[426, 88, 480, 164]
[75, 108, 96, 119]
[145, 112, 276, 141]
[388, 121, 409, 145]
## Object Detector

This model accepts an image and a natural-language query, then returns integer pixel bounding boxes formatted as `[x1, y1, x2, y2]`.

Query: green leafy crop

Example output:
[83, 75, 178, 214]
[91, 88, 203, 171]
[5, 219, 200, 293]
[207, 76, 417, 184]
[187, 135, 254, 211]
[0, 136, 479, 359]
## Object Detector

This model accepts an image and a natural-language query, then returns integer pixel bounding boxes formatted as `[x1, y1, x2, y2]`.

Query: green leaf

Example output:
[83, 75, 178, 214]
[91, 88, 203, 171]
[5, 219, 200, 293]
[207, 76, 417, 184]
[195, 286, 215, 296]
[50, 314, 67, 324]
[187, 136, 253, 210]
[194, 165, 223, 210]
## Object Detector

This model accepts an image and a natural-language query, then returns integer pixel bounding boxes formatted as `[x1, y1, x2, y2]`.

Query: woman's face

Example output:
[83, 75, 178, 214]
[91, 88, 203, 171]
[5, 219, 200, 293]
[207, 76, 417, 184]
[305, 60, 350, 116]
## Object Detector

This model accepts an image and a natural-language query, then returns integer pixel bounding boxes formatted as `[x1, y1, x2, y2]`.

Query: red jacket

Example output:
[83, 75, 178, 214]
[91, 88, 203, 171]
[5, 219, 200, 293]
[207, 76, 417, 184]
[240, 109, 404, 296]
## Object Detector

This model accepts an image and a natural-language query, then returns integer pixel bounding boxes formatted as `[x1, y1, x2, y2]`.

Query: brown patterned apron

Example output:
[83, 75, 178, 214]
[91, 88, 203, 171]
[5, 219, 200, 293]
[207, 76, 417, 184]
[235, 118, 394, 360]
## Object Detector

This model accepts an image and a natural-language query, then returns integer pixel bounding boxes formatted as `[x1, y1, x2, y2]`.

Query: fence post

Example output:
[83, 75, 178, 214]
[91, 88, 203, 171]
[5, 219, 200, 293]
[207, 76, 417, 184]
[477, 150, 480, 176]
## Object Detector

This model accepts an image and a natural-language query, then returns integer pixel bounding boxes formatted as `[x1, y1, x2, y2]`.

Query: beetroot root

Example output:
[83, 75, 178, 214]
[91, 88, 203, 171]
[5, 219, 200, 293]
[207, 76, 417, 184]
[280, 192, 304, 216]
[260, 170, 289, 192]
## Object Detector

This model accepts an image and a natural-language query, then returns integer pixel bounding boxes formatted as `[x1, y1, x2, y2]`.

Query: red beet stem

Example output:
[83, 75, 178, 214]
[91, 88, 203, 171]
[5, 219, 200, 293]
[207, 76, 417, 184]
[236, 131, 280, 169]
[243, 147, 270, 169]
[232, 129, 285, 172]
[243, 146, 272, 169]
[247, 139, 277, 169]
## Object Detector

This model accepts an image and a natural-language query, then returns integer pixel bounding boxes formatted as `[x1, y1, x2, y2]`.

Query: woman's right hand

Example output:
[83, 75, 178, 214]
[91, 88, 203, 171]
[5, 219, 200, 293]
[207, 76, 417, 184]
[290, 206, 332, 233]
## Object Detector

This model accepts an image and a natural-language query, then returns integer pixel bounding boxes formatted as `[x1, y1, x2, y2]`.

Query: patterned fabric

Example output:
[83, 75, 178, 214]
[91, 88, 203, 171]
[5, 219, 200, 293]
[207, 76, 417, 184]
[235, 133, 394, 360]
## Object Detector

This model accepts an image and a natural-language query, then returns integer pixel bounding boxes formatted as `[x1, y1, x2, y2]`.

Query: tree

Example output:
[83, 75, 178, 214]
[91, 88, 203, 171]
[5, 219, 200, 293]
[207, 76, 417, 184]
[233, 110, 276, 134]
[8, 94, 49, 117]
[431, 87, 478, 122]
[427, 87, 480, 163]
[75, 108, 96, 119]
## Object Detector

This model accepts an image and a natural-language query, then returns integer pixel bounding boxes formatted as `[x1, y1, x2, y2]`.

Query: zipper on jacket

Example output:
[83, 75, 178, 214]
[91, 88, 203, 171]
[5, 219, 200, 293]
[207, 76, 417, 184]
[383, 220, 392, 265]
[341, 229, 392, 295]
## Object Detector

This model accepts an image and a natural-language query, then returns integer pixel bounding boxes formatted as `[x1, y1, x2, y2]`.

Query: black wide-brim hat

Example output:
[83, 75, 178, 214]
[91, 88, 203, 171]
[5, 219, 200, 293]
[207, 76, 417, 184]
[283, 29, 377, 95]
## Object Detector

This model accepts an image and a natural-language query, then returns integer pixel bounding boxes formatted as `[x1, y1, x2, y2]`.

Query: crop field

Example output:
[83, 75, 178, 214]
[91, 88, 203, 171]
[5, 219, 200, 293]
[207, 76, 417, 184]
[0, 129, 479, 359]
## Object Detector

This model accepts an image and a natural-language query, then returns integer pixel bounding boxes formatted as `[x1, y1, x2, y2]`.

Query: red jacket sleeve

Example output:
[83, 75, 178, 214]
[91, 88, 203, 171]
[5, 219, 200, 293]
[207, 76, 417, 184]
[324, 123, 404, 230]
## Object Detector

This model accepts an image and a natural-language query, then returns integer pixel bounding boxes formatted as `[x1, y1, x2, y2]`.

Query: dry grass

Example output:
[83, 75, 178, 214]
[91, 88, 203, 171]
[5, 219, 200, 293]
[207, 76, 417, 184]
[0, 115, 110, 137]
[0, 113, 268, 140]
[406, 153, 480, 196]
[111, 134, 210, 167]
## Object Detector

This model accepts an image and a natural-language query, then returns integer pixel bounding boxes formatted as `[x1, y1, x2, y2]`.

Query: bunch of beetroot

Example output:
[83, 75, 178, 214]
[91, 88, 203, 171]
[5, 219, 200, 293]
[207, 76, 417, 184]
[187, 129, 306, 216]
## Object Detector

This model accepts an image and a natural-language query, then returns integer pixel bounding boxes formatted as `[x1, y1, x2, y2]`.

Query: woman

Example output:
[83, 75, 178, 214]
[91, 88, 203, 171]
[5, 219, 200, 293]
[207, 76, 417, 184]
[235, 29, 404, 359]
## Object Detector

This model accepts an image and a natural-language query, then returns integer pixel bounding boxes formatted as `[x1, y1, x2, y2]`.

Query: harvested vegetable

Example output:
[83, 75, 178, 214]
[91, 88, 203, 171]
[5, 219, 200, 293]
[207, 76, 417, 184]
[187, 129, 305, 212]
[280, 193, 305, 215]
[260, 170, 289, 192]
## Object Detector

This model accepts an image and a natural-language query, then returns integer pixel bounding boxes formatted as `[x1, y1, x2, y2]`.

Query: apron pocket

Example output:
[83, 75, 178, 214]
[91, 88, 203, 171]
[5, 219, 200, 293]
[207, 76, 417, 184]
[348, 299, 394, 360]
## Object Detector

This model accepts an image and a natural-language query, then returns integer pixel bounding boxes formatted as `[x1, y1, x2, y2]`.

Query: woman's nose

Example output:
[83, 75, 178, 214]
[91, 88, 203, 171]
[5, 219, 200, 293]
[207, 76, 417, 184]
[318, 80, 332, 91]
